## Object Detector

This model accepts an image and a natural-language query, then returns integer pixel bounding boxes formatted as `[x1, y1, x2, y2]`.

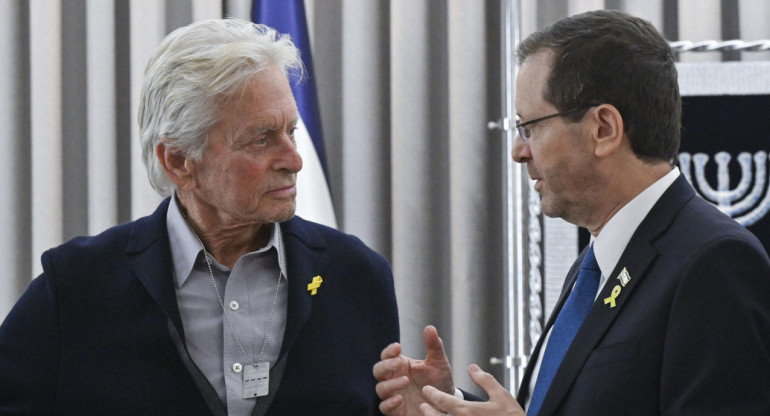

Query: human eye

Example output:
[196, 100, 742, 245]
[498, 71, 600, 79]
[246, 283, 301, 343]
[515, 120, 531, 140]
[286, 125, 298, 145]
[238, 134, 267, 150]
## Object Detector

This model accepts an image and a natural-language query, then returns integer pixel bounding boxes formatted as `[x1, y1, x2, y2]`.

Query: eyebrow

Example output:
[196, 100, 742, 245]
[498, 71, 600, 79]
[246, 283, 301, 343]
[246, 117, 299, 135]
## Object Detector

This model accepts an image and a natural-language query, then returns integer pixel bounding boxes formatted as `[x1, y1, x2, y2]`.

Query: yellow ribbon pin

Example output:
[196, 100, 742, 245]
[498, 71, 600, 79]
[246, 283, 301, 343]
[604, 285, 621, 308]
[307, 276, 323, 295]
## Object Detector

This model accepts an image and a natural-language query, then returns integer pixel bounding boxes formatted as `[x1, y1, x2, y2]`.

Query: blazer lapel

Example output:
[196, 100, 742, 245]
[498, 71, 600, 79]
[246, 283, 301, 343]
[535, 175, 696, 416]
[250, 217, 329, 416]
[276, 217, 330, 359]
[126, 198, 184, 335]
[126, 198, 226, 416]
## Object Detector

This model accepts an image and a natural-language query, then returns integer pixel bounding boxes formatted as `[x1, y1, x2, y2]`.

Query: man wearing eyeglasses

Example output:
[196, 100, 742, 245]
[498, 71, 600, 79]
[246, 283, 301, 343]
[373, 9, 770, 416]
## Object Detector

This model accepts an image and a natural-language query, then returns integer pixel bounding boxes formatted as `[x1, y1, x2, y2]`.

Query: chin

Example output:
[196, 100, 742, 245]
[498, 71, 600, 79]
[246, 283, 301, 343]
[276, 211, 296, 223]
[538, 197, 562, 219]
[267, 203, 296, 223]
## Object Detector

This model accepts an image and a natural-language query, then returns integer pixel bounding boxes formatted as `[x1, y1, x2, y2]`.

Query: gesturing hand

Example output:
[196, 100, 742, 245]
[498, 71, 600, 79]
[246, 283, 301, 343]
[419, 364, 525, 416]
[373, 326, 455, 416]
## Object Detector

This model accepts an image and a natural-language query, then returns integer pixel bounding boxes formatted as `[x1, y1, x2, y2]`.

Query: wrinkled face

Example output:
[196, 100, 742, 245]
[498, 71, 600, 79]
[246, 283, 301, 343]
[190, 64, 303, 226]
[511, 51, 596, 224]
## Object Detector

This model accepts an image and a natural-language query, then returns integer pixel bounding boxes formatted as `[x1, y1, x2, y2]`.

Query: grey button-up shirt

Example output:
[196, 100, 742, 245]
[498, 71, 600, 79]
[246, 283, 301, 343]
[167, 196, 288, 416]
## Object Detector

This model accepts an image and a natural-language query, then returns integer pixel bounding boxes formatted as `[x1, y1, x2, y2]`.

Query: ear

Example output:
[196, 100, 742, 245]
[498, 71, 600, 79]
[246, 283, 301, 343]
[155, 140, 197, 190]
[590, 104, 625, 158]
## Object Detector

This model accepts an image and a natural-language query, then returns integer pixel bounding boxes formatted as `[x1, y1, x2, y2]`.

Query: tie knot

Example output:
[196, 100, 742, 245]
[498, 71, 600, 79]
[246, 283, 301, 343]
[581, 244, 600, 273]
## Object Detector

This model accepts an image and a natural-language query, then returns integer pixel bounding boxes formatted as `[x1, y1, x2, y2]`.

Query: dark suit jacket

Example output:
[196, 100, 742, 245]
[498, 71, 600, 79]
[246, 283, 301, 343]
[0, 198, 399, 415]
[517, 175, 770, 415]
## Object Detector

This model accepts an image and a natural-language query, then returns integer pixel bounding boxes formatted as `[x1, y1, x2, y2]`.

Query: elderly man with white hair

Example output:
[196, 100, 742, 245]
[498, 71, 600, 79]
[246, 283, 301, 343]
[0, 19, 398, 416]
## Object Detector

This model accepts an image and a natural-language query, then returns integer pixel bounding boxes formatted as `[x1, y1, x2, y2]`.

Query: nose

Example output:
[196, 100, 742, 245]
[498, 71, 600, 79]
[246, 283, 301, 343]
[274, 132, 303, 173]
[511, 133, 531, 164]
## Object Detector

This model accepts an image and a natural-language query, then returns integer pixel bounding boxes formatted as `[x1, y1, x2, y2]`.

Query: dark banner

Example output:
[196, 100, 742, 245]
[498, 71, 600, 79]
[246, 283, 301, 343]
[679, 95, 770, 254]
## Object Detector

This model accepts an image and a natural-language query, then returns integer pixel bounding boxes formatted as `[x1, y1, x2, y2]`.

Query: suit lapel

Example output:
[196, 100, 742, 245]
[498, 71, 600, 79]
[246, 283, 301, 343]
[536, 241, 658, 416]
[535, 176, 696, 416]
[517, 254, 583, 405]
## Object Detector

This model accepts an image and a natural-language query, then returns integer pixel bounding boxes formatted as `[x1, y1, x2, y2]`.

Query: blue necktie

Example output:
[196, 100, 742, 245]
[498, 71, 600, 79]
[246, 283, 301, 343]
[527, 244, 601, 416]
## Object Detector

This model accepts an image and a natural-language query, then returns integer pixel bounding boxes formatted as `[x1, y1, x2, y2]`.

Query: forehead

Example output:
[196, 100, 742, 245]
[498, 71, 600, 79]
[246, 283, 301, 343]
[207, 66, 298, 146]
[222, 66, 295, 113]
[219, 67, 297, 128]
[515, 50, 554, 115]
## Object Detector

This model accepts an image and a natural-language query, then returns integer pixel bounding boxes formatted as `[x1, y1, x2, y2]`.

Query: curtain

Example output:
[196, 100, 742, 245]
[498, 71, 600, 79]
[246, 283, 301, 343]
[313, 0, 506, 392]
[0, 0, 767, 395]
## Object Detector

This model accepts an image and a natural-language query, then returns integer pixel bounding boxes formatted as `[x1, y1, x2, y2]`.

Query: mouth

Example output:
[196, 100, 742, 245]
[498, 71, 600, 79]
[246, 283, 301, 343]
[266, 184, 297, 198]
[528, 169, 539, 180]
[528, 172, 542, 192]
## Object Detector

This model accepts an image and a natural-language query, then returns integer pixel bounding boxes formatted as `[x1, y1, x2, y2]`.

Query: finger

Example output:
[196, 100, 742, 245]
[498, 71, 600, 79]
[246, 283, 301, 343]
[419, 402, 445, 416]
[375, 375, 410, 400]
[379, 393, 405, 415]
[467, 364, 507, 399]
[423, 326, 447, 362]
[422, 385, 461, 413]
[381, 342, 402, 360]
[373, 356, 407, 380]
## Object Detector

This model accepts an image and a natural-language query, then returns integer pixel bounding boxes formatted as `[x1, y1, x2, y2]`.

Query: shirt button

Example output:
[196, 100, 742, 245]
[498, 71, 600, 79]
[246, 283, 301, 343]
[232, 363, 243, 373]
[229, 300, 240, 311]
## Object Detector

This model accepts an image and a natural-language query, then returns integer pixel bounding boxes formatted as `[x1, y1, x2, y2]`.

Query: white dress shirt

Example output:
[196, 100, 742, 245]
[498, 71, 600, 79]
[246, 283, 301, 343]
[525, 167, 680, 406]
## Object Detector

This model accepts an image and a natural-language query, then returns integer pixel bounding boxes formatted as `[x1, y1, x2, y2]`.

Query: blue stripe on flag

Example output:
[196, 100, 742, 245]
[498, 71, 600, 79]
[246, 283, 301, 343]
[252, 0, 337, 228]
[252, 0, 328, 176]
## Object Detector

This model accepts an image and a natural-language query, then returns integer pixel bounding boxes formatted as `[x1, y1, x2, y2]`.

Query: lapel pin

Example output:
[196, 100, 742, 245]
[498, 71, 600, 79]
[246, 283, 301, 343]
[604, 285, 621, 308]
[617, 267, 632, 287]
[307, 275, 323, 296]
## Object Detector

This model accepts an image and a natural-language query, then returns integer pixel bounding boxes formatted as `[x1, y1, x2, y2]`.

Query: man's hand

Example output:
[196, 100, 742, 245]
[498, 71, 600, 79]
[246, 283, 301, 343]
[419, 364, 525, 416]
[373, 326, 455, 416]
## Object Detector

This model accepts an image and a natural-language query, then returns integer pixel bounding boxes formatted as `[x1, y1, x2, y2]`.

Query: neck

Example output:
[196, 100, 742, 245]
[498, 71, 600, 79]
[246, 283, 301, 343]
[585, 160, 672, 236]
[175, 194, 270, 268]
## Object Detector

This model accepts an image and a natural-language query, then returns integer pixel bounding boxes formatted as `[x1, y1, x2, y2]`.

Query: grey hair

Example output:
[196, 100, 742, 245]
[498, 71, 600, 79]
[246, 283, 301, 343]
[138, 19, 303, 196]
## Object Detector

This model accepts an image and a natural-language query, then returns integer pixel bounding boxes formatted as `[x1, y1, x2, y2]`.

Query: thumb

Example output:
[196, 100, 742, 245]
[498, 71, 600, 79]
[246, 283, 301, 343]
[468, 364, 506, 399]
[423, 325, 448, 362]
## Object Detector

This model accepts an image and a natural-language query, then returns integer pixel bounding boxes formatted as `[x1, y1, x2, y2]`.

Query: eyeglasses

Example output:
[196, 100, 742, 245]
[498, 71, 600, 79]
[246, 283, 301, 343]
[515, 105, 598, 142]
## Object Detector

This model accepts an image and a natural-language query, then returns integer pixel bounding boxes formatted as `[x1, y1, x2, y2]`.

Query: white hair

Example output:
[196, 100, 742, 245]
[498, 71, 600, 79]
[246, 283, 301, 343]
[138, 19, 303, 196]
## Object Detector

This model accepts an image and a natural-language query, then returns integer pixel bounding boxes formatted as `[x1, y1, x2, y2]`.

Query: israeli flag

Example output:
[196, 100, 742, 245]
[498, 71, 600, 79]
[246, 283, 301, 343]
[253, 0, 337, 228]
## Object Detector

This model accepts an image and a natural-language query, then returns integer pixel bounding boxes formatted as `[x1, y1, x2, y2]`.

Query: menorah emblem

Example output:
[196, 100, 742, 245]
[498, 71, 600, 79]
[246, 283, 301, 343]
[679, 151, 770, 226]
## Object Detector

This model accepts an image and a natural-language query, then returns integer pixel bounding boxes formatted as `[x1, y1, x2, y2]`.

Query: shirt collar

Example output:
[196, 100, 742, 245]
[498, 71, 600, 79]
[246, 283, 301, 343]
[594, 167, 680, 279]
[166, 195, 288, 289]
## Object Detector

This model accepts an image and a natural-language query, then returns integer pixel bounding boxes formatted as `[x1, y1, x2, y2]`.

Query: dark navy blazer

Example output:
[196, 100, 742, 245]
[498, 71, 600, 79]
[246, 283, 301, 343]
[516, 175, 770, 415]
[0, 198, 399, 415]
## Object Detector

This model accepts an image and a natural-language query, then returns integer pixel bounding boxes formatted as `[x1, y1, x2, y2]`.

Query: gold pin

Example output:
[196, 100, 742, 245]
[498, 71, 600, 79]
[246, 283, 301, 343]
[307, 275, 323, 295]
